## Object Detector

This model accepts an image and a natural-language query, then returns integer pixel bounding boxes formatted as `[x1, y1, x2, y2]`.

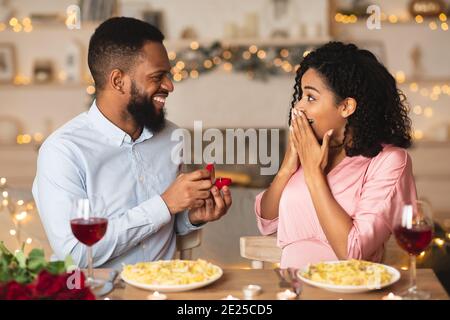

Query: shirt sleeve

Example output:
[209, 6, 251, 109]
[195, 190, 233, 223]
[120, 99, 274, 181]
[32, 141, 172, 268]
[254, 190, 279, 235]
[175, 210, 205, 236]
[347, 148, 418, 261]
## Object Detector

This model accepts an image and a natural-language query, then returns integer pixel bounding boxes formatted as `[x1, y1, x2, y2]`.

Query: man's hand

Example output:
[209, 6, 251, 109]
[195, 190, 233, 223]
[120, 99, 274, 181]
[161, 169, 213, 214]
[188, 185, 232, 225]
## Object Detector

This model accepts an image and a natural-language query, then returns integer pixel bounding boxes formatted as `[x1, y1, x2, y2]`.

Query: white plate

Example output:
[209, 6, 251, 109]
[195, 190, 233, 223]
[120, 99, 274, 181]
[120, 265, 223, 293]
[297, 261, 401, 293]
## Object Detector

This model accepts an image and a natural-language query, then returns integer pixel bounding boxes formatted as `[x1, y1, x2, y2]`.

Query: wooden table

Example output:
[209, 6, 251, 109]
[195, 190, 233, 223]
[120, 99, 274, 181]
[96, 268, 449, 300]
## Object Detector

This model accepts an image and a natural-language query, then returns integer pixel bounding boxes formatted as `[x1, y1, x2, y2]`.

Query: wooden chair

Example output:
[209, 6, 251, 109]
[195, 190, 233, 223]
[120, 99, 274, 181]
[239, 235, 281, 269]
[176, 229, 202, 260]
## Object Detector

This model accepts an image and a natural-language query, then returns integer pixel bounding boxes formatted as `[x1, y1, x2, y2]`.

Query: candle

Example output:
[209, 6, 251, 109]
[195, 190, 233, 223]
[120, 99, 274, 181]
[221, 295, 240, 300]
[382, 292, 402, 300]
[276, 289, 297, 300]
[147, 291, 167, 300]
[242, 284, 262, 299]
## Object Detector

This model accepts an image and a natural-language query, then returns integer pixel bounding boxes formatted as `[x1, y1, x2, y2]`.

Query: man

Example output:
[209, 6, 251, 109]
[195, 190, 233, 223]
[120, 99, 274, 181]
[32, 17, 232, 269]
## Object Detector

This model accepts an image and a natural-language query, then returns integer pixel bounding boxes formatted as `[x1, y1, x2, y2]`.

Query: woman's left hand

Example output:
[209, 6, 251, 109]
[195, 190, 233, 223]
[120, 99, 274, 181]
[290, 109, 333, 184]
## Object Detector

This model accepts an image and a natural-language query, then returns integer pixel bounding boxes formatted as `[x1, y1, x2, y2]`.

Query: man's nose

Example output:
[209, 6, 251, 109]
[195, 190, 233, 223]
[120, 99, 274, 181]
[161, 74, 174, 92]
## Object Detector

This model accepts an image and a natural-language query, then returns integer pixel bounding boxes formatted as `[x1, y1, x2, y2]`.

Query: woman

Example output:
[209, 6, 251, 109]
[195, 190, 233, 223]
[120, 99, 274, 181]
[255, 41, 417, 268]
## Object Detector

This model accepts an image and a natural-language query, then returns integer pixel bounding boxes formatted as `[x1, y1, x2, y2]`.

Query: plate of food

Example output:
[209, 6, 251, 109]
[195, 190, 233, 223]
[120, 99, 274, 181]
[297, 259, 400, 293]
[120, 259, 223, 292]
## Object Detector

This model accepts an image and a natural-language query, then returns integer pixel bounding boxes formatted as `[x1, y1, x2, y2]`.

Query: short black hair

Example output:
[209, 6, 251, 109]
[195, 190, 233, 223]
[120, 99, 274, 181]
[88, 17, 164, 90]
[289, 41, 412, 158]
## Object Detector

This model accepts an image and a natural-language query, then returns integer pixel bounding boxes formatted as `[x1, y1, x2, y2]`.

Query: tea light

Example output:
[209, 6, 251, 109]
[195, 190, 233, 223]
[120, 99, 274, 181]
[221, 295, 240, 300]
[147, 291, 167, 300]
[242, 284, 262, 299]
[276, 289, 297, 300]
[382, 292, 402, 300]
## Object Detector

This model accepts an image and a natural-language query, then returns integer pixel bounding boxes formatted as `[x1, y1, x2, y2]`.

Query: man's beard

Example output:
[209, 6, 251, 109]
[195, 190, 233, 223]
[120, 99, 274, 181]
[127, 81, 166, 134]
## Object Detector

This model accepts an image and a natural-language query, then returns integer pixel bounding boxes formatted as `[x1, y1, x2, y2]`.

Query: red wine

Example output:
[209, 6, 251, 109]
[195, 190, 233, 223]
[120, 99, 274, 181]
[70, 218, 108, 246]
[394, 225, 432, 255]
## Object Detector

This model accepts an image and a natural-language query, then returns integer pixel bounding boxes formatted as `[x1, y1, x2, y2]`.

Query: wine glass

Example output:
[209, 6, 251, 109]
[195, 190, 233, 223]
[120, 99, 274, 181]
[70, 195, 108, 289]
[393, 200, 434, 299]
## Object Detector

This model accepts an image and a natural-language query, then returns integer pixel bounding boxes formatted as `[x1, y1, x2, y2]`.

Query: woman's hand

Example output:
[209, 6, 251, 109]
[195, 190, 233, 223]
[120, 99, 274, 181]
[279, 114, 300, 177]
[290, 109, 333, 185]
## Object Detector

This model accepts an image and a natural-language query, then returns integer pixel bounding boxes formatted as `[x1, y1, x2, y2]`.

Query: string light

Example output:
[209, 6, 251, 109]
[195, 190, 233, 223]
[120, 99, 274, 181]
[189, 70, 199, 79]
[434, 238, 445, 247]
[388, 15, 398, 24]
[168, 51, 176, 61]
[415, 15, 424, 23]
[257, 50, 266, 59]
[175, 61, 185, 70]
[249, 45, 258, 54]
[409, 82, 419, 92]
[223, 62, 233, 72]
[26, 238, 32, 245]
[429, 21, 438, 30]
[424, 107, 433, 117]
[413, 105, 423, 115]
[242, 51, 251, 60]
[86, 85, 95, 95]
[222, 50, 232, 60]
[9, 229, 16, 236]
[395, 71, 406, 84]
[280, 49, 289, 58]
[15, 211, 28, 221]
[414, 130, 424, 140]
[190, 41, 199, 50]
[203, 60, 213, 68]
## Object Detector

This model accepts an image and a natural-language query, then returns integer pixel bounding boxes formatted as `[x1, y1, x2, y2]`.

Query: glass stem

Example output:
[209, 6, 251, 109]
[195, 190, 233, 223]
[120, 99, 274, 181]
[409, 254, 417, 292]
[87, 246, 93, 281]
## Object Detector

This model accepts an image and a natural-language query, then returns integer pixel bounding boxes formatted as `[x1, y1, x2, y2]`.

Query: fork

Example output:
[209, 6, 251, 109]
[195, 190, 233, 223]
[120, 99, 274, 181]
[274, 268, 291, 288]
[286, 268, 303, 296]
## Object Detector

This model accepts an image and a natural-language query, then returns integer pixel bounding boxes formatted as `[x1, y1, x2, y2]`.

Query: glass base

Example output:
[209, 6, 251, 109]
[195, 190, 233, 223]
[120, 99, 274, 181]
[86, 277, 106, 290]
[398, 287, 431, 300]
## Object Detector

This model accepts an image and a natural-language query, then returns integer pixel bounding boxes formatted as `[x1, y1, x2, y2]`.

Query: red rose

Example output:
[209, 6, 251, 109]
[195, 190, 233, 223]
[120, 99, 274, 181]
[54, 287, 96, 300]
[3, 281, 33, 300]
[35, 270, 67, 298]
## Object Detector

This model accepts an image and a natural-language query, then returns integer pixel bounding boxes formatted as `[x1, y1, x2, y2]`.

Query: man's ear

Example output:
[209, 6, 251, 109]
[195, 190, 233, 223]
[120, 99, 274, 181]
[109, 69, 126, 94]
[340, 97, 357, 118]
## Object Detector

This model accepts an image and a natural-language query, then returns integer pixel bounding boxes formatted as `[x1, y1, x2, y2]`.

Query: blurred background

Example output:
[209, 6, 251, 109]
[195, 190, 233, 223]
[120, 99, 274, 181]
[0, 0, 449, 288]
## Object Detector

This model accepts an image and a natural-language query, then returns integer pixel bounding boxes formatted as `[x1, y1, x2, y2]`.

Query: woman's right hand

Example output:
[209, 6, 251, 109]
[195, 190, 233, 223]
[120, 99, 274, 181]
[279, 126, 300, 177]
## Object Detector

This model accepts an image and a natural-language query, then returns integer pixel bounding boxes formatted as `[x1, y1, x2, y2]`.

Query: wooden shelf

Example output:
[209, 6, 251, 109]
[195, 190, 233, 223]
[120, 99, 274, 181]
[0, 83, 92, 90]
[164, 37, 331, 50]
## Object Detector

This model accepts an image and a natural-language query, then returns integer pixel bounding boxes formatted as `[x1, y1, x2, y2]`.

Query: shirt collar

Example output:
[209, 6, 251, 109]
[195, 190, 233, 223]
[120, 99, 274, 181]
[88, 100, 153, 147]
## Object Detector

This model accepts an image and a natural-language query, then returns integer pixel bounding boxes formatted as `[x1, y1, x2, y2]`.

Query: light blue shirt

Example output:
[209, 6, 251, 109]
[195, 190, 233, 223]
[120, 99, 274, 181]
[32, 101, 201, 269]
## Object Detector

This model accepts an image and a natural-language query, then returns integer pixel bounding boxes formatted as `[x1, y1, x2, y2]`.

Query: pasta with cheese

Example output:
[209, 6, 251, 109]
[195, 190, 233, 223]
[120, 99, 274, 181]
[122, 259, 221, 286]
[300, 259, 393, 287]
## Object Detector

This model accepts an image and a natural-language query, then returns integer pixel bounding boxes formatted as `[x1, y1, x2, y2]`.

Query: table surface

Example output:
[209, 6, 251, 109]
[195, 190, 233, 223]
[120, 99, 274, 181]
[96, 268, 449, 300]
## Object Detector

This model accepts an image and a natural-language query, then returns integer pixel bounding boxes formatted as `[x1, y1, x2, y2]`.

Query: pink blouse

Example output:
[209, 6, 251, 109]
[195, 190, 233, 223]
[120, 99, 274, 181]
[254, 144, 418, 268]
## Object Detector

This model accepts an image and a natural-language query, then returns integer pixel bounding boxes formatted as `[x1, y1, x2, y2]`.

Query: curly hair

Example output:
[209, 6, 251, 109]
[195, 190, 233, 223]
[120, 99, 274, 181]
[289, 41, 412, 158]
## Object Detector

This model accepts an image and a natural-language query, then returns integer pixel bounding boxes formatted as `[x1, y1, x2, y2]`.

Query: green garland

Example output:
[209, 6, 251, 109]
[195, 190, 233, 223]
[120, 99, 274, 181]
[168, 41, 317, 82]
